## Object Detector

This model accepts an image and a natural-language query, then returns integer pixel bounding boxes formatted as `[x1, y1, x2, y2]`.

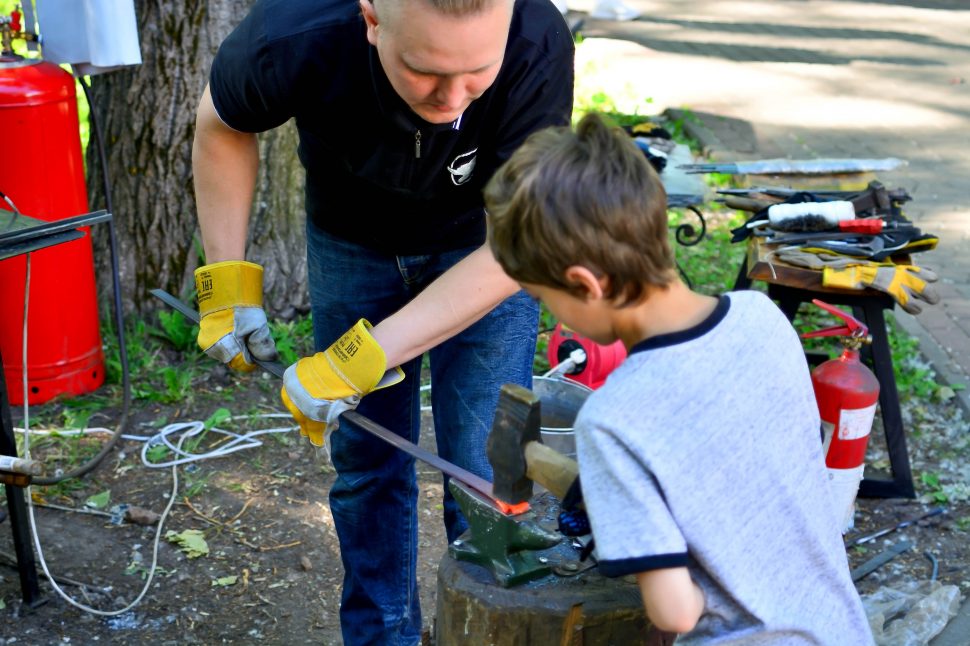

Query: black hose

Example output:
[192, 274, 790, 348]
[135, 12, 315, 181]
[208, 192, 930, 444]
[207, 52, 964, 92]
[34, 70, 131, 485]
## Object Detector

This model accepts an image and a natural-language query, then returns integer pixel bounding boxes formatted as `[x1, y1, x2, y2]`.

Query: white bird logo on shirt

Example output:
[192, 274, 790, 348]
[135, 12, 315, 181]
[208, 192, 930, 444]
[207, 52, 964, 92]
[447, 149, 478, 186]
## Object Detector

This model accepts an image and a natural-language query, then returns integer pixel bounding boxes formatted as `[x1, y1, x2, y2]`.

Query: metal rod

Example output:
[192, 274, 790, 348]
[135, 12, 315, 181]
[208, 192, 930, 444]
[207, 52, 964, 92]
[851, 540, 912, 582]
[151, 289, 499, 501]
[849, 508, 946, 546]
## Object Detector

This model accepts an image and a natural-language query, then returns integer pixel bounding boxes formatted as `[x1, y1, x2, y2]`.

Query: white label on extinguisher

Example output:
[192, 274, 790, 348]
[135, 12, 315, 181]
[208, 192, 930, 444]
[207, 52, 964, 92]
[838, 403, 877, 440]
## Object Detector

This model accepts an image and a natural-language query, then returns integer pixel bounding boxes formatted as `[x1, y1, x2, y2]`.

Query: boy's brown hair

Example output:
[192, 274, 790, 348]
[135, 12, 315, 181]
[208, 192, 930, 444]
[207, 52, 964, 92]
[485, 113, 674, 306]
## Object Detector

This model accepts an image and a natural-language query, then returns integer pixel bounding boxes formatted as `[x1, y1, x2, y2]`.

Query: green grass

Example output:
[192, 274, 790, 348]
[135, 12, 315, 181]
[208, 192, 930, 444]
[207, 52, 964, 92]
[270, 315, 316, 366]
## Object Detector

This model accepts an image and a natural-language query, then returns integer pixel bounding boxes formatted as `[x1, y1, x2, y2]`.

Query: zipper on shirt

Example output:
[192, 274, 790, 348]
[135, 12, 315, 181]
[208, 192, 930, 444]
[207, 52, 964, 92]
[414, 129, 422, 159]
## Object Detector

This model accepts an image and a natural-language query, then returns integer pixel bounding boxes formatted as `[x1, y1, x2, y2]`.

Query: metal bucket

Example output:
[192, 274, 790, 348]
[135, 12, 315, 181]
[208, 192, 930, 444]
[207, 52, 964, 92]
[532, 376, 592, 459]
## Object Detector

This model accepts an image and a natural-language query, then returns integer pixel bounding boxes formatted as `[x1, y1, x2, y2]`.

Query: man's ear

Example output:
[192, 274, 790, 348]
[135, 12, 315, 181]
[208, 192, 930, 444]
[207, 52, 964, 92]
[360, 0, 379, 46]
[563, 266, 608, 300]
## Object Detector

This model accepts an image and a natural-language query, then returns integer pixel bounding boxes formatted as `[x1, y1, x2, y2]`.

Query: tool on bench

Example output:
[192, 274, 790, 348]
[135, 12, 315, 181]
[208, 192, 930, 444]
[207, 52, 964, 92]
[150, 288, 528, 515]
[681, 157, 908, 175]
[745, 200, 856, 232]
[728, 181, 919, 243]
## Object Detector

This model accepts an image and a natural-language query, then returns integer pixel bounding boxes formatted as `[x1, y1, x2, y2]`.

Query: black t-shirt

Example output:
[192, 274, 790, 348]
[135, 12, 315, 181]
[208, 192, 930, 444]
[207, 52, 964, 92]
[209, 0, 574, 255]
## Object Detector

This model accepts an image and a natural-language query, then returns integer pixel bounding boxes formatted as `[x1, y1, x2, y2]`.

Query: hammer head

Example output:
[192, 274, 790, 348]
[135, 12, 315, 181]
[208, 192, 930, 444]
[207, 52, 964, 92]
[487, 383, 542, 504]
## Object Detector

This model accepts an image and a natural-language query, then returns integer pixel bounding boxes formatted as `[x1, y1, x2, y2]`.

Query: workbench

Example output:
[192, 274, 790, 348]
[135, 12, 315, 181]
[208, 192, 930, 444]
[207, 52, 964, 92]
[0, 209, 111, 605]
[735, 236, 916, 499]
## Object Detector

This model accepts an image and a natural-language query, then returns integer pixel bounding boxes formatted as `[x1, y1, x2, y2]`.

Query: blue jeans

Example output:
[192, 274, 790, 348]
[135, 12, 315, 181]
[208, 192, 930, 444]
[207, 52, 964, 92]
[306, 221, 538, 645]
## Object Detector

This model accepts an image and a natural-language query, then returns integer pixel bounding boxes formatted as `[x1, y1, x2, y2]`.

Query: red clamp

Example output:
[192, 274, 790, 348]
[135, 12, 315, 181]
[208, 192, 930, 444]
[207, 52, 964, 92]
[801, 299, 869, 340]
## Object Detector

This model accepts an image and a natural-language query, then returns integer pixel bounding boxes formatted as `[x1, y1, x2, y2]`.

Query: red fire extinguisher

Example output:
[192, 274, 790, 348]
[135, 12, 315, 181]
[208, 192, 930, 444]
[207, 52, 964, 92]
[802, 299, 880, 532]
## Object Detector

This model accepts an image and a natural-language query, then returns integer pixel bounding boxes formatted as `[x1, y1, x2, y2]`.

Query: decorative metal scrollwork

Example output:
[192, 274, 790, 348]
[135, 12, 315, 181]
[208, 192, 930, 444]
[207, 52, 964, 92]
[674, 205, 707, 247]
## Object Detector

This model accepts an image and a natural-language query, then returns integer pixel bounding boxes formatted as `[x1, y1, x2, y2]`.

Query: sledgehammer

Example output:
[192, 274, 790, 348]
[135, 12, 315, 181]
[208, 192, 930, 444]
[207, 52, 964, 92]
[487, 383, 580, 505]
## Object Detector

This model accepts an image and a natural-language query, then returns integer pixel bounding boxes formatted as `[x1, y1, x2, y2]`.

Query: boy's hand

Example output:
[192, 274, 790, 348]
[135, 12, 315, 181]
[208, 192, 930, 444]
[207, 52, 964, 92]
[195, 260, 278, 372]
[636, 569, 705, 634]
[281, 320, 404, 447]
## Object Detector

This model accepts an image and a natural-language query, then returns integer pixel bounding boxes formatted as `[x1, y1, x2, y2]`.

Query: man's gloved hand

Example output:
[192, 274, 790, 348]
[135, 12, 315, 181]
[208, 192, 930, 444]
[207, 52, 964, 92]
[281, 319, 404, 448]
[823, 264, 941, 314]
[195, 261, 278, 372]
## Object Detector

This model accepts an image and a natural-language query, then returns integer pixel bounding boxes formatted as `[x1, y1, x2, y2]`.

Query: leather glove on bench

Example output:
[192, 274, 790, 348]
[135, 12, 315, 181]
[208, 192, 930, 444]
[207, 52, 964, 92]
[823, 264, 941, 315]
[195, 260, 279, 372]
[775, 247, 941, 315]
[281, 319, 404, 449]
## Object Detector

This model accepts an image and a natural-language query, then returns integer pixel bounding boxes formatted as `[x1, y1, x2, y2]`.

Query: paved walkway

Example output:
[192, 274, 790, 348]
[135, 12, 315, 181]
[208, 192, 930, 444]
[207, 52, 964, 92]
[577, 0, 970, 414]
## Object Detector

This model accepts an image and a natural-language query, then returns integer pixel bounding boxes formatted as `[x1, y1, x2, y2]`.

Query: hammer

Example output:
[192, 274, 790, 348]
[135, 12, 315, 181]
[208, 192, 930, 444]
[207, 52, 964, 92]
[487, 383, 580, 505]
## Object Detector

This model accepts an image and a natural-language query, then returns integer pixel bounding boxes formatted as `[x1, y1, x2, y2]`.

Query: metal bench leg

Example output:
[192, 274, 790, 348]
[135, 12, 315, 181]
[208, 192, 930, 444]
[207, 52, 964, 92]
[0, 348, 42, 605]
[857, 302, 916, 499]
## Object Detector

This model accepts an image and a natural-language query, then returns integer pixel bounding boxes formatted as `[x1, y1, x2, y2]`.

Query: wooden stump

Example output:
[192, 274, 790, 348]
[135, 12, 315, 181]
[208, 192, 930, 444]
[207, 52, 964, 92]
[435, 553, 673, 646]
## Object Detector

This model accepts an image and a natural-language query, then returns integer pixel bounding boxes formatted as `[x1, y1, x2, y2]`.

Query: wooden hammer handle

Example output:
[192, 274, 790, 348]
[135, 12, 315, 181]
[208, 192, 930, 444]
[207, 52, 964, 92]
[524, 441, 579, 502]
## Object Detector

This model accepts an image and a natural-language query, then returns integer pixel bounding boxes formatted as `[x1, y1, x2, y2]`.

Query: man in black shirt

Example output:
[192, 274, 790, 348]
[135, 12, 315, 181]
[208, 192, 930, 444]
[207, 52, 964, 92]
[192, 0, 573, 642]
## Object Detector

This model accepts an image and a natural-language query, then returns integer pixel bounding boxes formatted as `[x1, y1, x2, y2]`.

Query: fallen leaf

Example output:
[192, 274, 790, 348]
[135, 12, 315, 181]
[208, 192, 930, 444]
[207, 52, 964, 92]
[212, 575, 238, 587]
[165, 529, 210, 558]
[85, 490, 111, 510]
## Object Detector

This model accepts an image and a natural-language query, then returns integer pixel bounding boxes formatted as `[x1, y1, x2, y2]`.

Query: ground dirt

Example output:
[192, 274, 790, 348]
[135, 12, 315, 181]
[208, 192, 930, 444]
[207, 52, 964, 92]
[1, 337, 968, 645]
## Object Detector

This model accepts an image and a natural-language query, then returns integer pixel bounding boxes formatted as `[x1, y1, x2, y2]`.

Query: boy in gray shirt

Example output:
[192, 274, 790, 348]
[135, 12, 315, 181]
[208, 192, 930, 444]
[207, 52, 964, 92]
[484, 113, 873, 643]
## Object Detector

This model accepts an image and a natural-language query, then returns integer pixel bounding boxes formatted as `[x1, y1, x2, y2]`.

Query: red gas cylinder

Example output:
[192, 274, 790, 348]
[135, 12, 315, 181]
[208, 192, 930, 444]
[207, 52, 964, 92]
[547, 323, 626, 390]
[0, 59, 104, 404]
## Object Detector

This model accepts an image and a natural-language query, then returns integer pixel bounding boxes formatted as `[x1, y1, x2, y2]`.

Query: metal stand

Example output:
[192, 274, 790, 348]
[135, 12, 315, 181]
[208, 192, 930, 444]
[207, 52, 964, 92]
[768, 284, 915, 499]
[0, 209, 111, 604]
[0, 347, 41, 605]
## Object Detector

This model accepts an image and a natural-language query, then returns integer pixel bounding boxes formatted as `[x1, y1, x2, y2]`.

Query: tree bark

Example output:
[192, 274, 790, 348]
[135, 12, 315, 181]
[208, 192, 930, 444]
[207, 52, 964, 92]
[85, 0, 308, 319]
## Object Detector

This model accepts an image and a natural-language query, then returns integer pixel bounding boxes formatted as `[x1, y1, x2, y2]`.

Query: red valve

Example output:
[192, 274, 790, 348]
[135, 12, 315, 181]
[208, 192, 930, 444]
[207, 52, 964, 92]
[10, 8, 20, 33]
[801, 299, 868, 341]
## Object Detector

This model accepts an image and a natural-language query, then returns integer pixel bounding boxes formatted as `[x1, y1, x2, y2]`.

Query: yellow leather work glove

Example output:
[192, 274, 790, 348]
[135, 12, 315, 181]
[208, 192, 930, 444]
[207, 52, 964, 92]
[195, 261, 278, 372]
[774, 247, 865, 271]
[281, 319, 405, 448]
[823, 264, 941, 315]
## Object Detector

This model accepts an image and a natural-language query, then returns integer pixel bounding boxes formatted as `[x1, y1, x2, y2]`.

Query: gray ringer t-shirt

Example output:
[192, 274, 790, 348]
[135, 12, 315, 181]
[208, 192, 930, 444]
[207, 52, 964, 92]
[575, 291, 873, 644]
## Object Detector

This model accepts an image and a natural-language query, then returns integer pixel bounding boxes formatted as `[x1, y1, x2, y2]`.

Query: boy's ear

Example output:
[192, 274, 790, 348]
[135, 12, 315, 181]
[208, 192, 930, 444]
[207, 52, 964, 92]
[563, 266, 608, 300]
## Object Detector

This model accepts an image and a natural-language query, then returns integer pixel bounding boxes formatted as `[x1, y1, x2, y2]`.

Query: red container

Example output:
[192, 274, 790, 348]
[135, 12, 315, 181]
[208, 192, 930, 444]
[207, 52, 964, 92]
[0, 59, 104, 404]
[547, 322, 627, 390]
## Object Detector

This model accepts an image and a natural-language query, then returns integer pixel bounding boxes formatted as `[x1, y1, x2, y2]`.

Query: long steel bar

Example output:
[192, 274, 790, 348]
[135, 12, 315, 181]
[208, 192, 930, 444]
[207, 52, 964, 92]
[150, 289, 498, 500]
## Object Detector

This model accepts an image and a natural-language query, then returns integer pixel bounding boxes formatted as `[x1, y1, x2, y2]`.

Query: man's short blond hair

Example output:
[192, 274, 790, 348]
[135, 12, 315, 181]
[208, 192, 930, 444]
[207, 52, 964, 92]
[375, 0, 502, 19]
[485, 113, 674, 306]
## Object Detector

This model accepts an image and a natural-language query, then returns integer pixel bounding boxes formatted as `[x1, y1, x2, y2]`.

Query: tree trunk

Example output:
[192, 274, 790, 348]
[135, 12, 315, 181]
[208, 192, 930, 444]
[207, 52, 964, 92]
[85, 0, 308, 319]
